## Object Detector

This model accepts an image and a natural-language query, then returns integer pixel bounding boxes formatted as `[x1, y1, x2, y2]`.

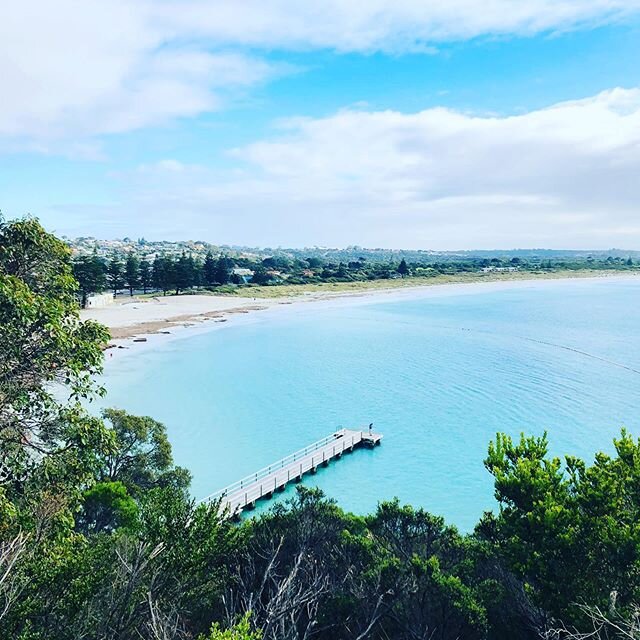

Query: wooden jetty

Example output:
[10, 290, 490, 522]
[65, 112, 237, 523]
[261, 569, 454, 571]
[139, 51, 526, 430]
[201, 428, 382, 516]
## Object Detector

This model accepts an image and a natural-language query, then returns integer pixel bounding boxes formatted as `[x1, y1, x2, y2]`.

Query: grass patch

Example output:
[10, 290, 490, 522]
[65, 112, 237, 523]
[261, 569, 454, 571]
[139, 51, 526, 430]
[238, 269, 634, 299]
[114, 269, 638, 302]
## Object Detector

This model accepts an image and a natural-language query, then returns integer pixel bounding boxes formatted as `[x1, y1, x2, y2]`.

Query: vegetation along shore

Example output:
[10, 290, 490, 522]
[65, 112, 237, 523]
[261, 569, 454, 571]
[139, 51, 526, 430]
[70, 234, 639, 302]
[70, 234, 640, 343]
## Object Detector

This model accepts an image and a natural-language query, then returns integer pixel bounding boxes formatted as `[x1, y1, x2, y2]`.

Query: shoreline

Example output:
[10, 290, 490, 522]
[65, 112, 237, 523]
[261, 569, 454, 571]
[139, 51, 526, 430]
[81, 295, 277, 340]
[105, 304, 272, 340]
[84, 271, 640, 352]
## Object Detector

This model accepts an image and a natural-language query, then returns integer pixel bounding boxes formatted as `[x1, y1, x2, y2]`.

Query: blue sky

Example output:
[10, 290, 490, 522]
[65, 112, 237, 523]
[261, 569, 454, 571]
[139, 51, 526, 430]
[2, 1, 640, 249]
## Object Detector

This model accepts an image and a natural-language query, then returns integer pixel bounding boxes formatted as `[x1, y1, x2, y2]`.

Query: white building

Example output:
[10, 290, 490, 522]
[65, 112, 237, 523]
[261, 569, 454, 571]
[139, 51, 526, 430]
[86, 293, 114, 308]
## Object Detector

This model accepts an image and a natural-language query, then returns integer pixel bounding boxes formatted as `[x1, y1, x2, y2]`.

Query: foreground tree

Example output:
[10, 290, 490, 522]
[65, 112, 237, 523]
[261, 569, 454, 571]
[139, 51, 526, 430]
[200, 613, 262, 640]
[224, 488, 502, 640]
[97, 408, 190, 495]
[482, 430, 640, 628]
[365, 500, 495, 640]
[0, 216, 112, 627]
[0, 217, 110, 479]
[545, 601, 640, 639]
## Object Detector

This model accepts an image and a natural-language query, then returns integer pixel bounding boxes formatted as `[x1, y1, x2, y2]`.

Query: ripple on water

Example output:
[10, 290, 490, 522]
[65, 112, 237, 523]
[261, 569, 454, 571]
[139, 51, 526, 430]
[99, 278, 640, 531]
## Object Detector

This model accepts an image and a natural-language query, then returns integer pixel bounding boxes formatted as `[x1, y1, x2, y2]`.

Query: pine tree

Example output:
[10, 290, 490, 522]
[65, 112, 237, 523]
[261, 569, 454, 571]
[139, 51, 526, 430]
[215, 256, 231, 285]
[188, 254, 200, 287]
[175, 253, 194, 294]
[107, 253, 125, 294]
[139, 257, 152, 293]
[398, 258, 409, 277]
[203, 251, 217, 286]
[125, 252, 140, 296]
[251, 265, 270, 285]
[152, 256, 163, 293]
[73, 252, 107, 306]
[152, 255, 175, 296]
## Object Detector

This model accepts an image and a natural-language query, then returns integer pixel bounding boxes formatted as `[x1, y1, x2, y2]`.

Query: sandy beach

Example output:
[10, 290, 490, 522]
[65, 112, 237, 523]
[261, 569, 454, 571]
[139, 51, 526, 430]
[81, 295, 279, 339]
[82, 271, 640, 344]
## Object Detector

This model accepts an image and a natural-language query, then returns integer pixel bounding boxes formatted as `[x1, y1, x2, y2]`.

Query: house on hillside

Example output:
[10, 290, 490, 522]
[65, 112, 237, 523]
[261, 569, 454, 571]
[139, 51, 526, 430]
[481, 266, 519, 273]
[232, 267, 254, 284]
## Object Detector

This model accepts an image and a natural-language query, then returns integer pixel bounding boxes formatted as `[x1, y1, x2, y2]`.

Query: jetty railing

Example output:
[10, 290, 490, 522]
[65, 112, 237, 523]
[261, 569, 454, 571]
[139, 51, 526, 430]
[200, 428, 357, 505]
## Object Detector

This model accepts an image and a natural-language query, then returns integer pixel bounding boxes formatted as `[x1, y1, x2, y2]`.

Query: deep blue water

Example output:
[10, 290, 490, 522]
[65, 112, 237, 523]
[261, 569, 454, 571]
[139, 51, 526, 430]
[99, 278, 640, 531]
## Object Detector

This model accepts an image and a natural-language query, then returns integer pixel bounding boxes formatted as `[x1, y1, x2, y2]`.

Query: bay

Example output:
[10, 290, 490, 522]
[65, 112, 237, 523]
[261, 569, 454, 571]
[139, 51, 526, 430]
[98, 277, 640, 531]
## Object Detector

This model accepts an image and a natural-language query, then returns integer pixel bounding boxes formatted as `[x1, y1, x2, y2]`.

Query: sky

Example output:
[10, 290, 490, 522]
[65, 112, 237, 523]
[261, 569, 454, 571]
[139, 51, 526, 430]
[1, 1, 640, 250]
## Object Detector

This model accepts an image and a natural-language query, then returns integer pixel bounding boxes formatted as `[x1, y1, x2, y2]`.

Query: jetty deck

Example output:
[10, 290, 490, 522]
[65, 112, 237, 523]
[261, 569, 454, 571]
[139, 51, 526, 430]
[202, 428, 382, 516]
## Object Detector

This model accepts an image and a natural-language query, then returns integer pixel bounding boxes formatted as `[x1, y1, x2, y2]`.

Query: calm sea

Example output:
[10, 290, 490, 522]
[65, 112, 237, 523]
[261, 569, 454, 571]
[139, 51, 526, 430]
[98, 277, 640, 531]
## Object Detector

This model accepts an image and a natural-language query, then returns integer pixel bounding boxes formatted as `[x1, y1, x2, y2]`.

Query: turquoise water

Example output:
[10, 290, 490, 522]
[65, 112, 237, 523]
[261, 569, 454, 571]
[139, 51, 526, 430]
[99, 278, 640, 531]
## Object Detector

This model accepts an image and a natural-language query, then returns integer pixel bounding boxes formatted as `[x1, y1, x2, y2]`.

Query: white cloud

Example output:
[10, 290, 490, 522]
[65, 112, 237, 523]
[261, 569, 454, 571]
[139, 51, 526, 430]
[0, 1, 280, 146]
[74, 88, 640, 249]
[160, 0, 640, 51]
[2, 0, 640, 147]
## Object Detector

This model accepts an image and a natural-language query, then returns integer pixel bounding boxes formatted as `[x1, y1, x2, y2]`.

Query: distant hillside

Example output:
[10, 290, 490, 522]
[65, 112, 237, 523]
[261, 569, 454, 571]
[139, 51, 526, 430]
[65, 236, 640, 264]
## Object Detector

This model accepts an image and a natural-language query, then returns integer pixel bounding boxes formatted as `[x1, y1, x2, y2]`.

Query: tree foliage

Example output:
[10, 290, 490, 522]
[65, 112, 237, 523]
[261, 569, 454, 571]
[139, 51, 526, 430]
[125, 252, 140, 295]
[0, 216, 111, 495]
[108, 252, 125, 294]
[99, 408, 190, 495]
[139, 257, 152, 293]
[73, 251, 107, 304]
[483, 430, 640, 626]
[200, 613, 262, 640]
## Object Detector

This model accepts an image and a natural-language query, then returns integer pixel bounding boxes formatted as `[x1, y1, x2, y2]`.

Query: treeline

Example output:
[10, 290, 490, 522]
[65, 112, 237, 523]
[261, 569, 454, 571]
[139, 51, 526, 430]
[72, 251, 414, 301]
[3, 217, 640, 640]
[73, 247, 638, 305]
[73, 251, 238, 303]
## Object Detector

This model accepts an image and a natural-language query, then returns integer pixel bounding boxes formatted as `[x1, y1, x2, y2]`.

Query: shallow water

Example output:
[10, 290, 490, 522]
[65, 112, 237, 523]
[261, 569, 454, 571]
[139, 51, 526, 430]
[98, 277, 640, 531]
